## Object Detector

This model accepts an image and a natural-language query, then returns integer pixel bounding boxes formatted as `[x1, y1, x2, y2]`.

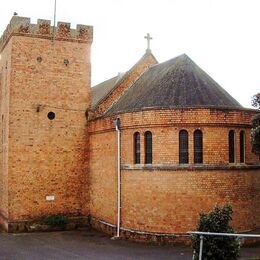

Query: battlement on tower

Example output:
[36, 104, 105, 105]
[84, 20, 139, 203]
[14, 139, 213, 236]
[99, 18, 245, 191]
[0, 16, 93, 51]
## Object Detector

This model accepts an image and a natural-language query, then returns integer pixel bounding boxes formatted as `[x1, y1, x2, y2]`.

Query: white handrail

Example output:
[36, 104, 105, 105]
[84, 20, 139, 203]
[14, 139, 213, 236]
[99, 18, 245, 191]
[187, 231, 260, 260]
[188, 231, 260, 238]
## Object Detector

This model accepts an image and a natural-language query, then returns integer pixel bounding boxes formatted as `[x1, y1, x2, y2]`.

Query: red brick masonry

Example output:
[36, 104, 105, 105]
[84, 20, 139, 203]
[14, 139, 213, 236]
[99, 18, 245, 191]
[89, 108, 260, 238]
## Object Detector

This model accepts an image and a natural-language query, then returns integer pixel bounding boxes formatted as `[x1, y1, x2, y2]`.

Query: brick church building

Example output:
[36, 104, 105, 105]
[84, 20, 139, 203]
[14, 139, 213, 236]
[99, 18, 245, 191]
[0, 16, 259, 241]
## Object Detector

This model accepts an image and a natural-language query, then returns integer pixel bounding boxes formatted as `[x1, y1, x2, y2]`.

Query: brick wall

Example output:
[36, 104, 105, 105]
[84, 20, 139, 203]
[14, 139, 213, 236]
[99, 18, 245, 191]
[89, 108, 259, 164]
[0, 16, 93, 227]
[89, 131, 118, 224]
[0, 37, 12, 228]
[89, 108, 260, 234]
[120, 169, 259, 233]
[120, 127, 256, 165]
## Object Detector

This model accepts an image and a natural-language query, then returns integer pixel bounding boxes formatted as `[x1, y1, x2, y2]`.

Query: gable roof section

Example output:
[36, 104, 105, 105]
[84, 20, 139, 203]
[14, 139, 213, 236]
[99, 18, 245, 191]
[105, 54, 242, 116]
[91, 73, 125, 108]
[90, 51, 158, 116]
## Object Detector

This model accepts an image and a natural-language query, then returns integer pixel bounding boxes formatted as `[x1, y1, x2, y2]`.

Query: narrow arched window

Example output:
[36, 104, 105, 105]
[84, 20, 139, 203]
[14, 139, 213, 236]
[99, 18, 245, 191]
[240, 130, 245, 163]
[145, 131, 152, 164]
[134, 132, 141, 164]
[229, 130, 235, 163]
[194, 130, 203, 164]
[179, 130, 189, 164]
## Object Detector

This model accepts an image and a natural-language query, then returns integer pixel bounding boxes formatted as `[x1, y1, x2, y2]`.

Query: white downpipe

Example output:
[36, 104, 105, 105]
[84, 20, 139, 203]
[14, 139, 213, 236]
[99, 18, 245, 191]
[115, 119, 121, 237]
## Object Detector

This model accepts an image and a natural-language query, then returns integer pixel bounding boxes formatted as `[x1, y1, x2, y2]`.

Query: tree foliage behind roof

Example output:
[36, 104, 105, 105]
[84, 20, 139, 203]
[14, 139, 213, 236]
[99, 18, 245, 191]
[251, 93, 260, 155]
[252, 93, 260, 109]
[251, 117, 260, 155]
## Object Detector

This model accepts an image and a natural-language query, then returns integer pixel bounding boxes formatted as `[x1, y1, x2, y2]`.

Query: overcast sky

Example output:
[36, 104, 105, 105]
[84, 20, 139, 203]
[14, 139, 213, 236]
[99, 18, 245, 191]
[0, 0, 259, 108]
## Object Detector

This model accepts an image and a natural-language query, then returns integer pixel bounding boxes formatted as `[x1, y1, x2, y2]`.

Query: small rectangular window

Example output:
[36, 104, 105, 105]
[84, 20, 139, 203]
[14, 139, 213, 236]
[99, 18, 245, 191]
[179, 130, 189, 164]
[194, 130, 203, 164]
[240, 131, 245, 163]
[229, 130, 235, 163]
[134, 132, 141, 164]
[145, 131, 152, 164]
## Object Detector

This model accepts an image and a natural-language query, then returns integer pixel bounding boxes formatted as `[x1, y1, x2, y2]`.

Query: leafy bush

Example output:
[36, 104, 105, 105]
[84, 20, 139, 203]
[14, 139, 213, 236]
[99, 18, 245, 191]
[43, 215, 68, 226]
[251, 126, 260, 155]
[252, 114, 260, 128]
[192, 205, 240, 260]
[251, 114, 260, 155]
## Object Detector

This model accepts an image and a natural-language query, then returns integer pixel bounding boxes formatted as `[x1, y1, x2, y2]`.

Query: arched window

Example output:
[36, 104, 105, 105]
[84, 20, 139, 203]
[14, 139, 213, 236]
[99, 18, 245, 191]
[145, 131, 152, 164]
[194, 130, 203, 164]
[179, 130, 189, 164]
[134, 132, 141, 164]
[229, 130, 235, 163]
[240, 130, 245, 163]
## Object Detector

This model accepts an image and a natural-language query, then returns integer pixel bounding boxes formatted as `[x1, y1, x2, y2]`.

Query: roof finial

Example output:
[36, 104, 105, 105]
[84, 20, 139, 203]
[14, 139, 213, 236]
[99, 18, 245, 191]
[144, 33, 153, 53]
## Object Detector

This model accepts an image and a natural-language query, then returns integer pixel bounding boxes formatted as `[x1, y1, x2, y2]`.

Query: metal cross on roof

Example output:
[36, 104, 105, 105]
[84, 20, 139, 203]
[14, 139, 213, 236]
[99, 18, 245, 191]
[144, 33, 153, 52]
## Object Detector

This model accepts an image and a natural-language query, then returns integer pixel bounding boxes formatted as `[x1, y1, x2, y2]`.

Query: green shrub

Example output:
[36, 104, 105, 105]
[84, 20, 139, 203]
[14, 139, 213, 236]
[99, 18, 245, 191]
[251, 124, 260, 155]
[192, 205, 240, 260]
[251, 94, 260, 155]
[43, 215, 68, 226]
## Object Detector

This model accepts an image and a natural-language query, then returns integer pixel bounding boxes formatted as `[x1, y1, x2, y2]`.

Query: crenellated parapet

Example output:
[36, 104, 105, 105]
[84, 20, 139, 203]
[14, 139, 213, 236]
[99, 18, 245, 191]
[0, 16, 93, 51]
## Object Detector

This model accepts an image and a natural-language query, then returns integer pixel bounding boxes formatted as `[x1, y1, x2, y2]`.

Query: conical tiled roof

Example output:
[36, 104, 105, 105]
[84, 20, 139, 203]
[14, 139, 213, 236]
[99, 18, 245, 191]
[106, 54, 242, 115]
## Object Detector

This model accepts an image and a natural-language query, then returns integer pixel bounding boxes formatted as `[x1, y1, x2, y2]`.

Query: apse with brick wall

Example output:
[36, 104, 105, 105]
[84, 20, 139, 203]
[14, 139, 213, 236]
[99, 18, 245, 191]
[89, 53, 260, 238]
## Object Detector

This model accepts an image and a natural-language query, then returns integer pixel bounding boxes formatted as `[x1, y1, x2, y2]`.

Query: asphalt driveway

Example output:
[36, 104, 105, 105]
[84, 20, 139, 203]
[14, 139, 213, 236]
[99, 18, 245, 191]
[0, 230, 259, 260]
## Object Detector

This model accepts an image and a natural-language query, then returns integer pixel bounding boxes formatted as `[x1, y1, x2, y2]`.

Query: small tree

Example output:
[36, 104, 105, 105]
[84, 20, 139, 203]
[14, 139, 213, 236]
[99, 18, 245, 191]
[251, 114, 260, 155]
[192, 205, 240, 260]
[251, 94, 260, 155]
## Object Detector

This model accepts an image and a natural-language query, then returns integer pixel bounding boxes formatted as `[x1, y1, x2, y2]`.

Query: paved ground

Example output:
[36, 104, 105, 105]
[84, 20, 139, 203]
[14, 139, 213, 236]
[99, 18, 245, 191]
[0, 230, 259, 260]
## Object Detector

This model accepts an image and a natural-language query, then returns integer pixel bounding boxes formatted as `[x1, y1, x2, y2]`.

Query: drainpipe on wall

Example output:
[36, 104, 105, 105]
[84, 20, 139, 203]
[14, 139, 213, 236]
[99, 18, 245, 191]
[113, 118, 121, 238]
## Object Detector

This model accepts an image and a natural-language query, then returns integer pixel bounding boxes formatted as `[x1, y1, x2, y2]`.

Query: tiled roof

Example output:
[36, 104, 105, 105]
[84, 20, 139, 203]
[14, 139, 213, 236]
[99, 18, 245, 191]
[91, 73, 125, 108]
[106, 54, 242, 116]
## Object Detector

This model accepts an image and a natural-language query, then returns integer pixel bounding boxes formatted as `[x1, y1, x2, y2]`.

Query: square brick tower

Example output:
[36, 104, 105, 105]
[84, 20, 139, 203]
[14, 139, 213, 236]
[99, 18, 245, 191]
[0, 16, 93, 231]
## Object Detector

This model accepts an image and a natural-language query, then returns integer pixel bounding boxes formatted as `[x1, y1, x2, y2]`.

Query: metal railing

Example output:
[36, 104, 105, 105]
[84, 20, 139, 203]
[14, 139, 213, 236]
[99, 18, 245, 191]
[187, 231, 260, 260]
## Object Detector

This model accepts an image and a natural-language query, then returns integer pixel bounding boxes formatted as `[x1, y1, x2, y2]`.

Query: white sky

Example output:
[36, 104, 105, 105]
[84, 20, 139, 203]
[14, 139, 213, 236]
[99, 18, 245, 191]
[0, 0, 259, 108]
